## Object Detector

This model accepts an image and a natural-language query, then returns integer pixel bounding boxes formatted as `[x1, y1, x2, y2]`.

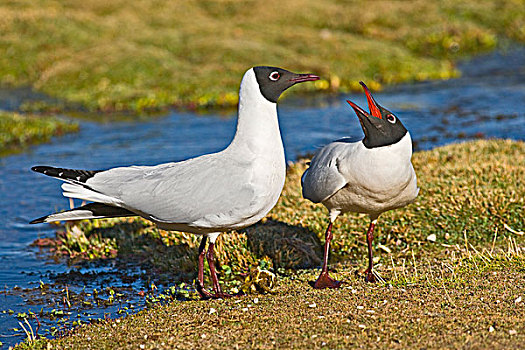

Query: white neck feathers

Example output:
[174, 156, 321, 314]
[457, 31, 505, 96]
[229, 69, 283, 155]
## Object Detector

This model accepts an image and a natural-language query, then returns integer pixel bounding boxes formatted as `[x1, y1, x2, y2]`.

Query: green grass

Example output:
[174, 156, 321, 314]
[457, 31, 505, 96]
[20, 258, 525, 349]
[0, 111, 78, 155]
[19, 139, 525, 349]
[1, 0, 524, 112]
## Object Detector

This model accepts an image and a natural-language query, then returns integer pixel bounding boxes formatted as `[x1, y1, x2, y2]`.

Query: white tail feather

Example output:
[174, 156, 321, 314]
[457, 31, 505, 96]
[61, 183, 122, 206]
[42, 210, 110, 223]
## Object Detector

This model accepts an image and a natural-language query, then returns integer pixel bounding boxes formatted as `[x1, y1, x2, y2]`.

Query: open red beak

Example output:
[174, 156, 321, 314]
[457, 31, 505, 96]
[346, 100, 367, 117]
[360, 81, 382, 119]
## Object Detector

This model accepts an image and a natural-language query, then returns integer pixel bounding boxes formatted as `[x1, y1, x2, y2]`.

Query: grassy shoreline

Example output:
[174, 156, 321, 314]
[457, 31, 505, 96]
[29, 265, 525, 349]
[16, 139, 525, 349]
[0, 111, 78, 156]
[1, 0, 524, 113]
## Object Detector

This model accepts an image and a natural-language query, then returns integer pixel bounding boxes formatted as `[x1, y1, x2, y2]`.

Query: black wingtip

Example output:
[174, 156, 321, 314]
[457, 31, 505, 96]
[31, 166, 100, 182]
[31, 166, 52, 174]
[29, 216, 47, 224]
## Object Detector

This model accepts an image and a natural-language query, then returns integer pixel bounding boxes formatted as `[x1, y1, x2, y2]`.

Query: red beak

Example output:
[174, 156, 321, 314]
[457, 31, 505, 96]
[346, 100, 367, 117]
[289, 74, 320, 83]
[360, 81, 381, 119]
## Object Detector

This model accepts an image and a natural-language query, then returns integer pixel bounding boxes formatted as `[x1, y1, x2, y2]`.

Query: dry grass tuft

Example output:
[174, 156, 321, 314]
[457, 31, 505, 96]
[243, 219, 322, 269]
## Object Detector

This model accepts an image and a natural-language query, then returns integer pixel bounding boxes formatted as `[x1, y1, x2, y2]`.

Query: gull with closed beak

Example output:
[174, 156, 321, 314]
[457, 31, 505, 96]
[30, 66, 319, 298]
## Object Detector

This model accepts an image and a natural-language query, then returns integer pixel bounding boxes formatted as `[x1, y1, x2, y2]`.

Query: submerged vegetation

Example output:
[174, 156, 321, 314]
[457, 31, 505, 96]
[0, 111, 78, 155]
[1, 0, 524, 112]
[20, 139, 524, 348]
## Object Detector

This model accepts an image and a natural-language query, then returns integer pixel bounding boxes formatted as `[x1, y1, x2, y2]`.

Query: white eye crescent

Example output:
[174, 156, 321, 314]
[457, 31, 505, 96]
[269, 71, 280, 81]
[387, 114, 396, 123]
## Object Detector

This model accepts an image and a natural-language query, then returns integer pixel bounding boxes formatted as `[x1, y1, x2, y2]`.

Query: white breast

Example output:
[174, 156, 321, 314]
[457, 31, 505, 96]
[191, 69, 286, 230]
[321, 133, 419, 217]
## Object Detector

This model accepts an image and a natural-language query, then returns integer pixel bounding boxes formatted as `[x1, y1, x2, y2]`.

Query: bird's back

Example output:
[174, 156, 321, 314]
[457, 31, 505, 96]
[80, 145, 284, 233]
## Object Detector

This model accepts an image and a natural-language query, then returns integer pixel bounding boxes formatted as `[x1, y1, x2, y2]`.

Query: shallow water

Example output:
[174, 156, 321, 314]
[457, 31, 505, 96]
[0, 48, 523, 346]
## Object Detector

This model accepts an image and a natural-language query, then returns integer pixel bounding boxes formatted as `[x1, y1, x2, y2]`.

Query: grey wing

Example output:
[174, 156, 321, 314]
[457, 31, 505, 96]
[301, 143, 348, 203]
[84, 153, 256, 225]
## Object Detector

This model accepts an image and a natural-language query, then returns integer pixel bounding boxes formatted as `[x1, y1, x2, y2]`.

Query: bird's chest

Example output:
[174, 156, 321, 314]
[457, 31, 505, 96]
[223, 149, 285, 229]
[327, 152, 416, 214]
[251, 146, 286, 201]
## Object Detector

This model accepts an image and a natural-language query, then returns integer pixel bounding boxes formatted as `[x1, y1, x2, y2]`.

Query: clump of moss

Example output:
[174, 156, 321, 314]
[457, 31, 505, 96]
[34, 217, 325, 288]
[0, 111, 78, 155]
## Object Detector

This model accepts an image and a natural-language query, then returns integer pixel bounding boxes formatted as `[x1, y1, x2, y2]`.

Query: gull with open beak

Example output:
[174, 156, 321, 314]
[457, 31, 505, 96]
[301, 82, 419, 287]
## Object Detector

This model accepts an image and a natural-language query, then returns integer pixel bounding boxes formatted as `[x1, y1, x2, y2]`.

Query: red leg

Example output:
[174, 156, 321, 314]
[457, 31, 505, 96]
[314, 221, 342, 289]
[364, 221, 377, 283]
[196, 236, 213, 299]
[205, 242, 234, 299]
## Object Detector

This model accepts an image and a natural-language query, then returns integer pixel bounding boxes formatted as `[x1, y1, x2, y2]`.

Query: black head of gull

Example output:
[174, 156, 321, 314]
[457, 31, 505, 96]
[253, 66, 319, 103]
[346, 81, 407, 149]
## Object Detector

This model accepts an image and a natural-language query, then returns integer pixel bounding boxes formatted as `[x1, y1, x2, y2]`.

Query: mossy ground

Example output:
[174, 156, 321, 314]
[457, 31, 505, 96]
[0, 111, 78, 156]
[1, 0, 524, 112]
[25, 266, 525, 349]
[19, 139, 525, 349]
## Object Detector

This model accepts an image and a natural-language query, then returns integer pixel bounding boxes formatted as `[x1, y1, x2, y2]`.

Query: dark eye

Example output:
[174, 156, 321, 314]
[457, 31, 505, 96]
[269, 71, 280, 81]
[387, 114, 396, 123]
